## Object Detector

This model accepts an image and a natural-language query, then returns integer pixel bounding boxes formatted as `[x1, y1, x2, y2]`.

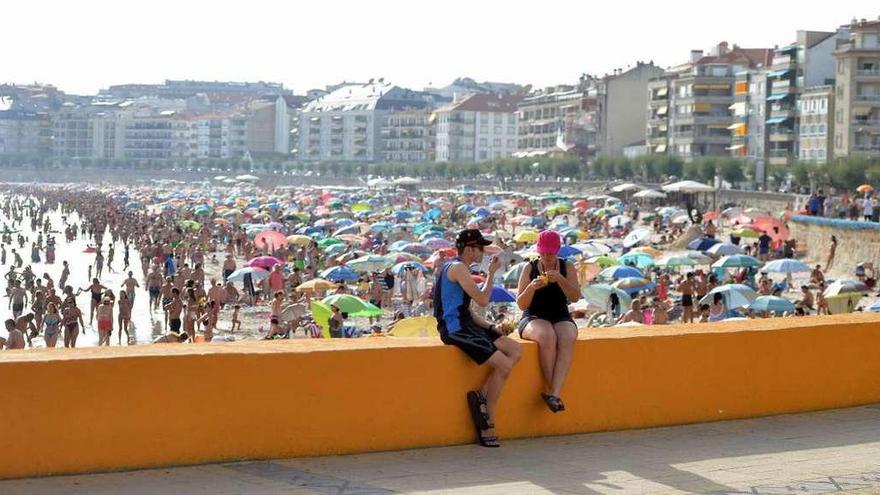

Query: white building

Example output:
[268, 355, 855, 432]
[434, 93, 523, 162]
[298, 81, 434, 162]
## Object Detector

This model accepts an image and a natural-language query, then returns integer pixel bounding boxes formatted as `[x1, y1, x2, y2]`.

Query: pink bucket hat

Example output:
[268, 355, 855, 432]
[536, 230, 561, 255]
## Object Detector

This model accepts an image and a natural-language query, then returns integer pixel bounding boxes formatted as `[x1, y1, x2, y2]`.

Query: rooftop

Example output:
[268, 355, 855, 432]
[436, 92, 524, 114]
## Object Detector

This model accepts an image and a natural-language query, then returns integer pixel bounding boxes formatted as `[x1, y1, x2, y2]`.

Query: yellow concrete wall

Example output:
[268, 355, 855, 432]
[1, 313, 880, 480]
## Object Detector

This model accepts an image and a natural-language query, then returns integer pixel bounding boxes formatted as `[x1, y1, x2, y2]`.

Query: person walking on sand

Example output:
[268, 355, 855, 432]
[61, 300, 85, 348]
[434, 229, 521, 448]
[95, 297, 113, 346]
[826, 235, 838, 271]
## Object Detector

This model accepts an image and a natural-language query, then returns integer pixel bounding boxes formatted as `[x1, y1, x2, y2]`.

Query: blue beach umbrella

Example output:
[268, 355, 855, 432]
[749, 296, 796, 313]
[688, 237, 720, 251]
[712, 255, 762, 269]
[598, 265, 644, 281]
[762, 258, 811, 274]
[320, 266, 362, 283]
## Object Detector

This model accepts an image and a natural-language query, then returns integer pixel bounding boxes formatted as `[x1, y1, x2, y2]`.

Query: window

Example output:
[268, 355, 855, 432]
[480, 125, 488, 134]
[508, 126, 516, 134]
[838, 60, 845, 74]
[837, 84, 844, 98]
[819, 149, 826, 158]
[493, 138, 501, 147]
[507, 139, 515, 147]
[479, 138, 487, 146]
[819, 124, 826, 134]
[837, 110, 843, 124]
[836, 134, 842, 148]
[479, 150, 488, 159]
[494, 126, 501, 134]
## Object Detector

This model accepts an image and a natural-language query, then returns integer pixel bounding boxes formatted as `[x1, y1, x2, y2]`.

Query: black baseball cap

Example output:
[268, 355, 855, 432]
[456, 229, 492, 249]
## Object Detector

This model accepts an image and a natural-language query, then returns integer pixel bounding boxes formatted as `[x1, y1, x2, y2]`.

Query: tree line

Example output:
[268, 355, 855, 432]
[1, 152, 877, 191]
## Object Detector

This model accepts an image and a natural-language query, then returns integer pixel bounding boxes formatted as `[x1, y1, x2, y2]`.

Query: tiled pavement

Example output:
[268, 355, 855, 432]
[4, 405, 880, 494]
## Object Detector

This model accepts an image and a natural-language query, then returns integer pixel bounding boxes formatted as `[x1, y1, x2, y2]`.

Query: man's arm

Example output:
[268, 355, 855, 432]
[448, 262, 497, 308]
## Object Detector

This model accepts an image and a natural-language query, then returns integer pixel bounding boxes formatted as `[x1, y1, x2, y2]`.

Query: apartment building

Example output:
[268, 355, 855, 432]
[434, 92, 522, 162]
[516, 84, 598, 158]
[833, 18, 880, 158]
[648, 43, 773, 160]
[797, 85, 834, 162]
[381, 109, 434, 162]
[298, 81, 435, 162]
[597, 62, 664, 156]
[727, 70, 768, 168]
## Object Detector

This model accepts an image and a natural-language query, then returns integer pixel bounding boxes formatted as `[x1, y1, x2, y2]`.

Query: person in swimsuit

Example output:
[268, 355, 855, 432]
[165, 287, 184, 339]
[708, 293, 727, 322]
[516, 230, 580, 413]
[96, 298, 113, 346]
[678, 272, 695, 323]
[42, 302, 61, 348]
[79, 278, 108, 326]
[61, 298, 85, 348]
[117, 290, 132, 345]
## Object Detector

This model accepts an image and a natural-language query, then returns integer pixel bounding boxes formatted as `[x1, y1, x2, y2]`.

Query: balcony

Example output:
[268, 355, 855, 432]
[772, 55, 796, 68]
[769, 130, 797, 142]
[854, 94, 880, 103]
[853, 144, 880, 153]
[856, 69, 880, 80]
[854, 119, 880, 129]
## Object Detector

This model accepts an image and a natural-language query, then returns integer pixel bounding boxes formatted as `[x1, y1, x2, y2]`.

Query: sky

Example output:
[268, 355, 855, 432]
[2, 0, 878, 95]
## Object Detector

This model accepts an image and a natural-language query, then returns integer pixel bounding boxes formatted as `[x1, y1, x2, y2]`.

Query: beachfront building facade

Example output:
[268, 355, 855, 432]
[298, 81, 435, 162]
[727, 70, 768, 168]
[380, 109, 435, 162]
[434, 93, 522, 162]
[515, 84, 599, 159]
[647, 43, 773, 161]
[833, 18, 880, 159]
[596, 62, 664, 156]
[797, 85, 834, 162]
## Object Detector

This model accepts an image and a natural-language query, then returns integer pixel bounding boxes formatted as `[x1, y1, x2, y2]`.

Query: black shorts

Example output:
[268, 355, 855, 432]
[682, 294, 694, 307]
[439, 320, 499, 365]
[517, 315, 576, 339]
[170, 318, 182, 333]
[369, 299, 381, 308]
[223, 269, 233, 280]
[149, 287, 160, 299]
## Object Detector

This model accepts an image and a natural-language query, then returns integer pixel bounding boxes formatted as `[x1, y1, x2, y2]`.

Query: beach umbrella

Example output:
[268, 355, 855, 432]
[856, 184, 874, 193]
[585, 255, 619, 268]
[418, 230, 445, 241]
[424, 238, 452, 250]
[630, 246, 662, 258]
[762, 258, 810, 274]
[335, 234, 368, 245]
[322, 294, 382, 317]
[703, 211, 721, 222]
[178, 220, 202, 231]
[633, 189, 666, 199]
[502, 261, 528, 285]
[371, 221, 394, 232]
[388, 316, 439, 337]
[287, 234, 313, 247]
[687, 251, 714, 265]
[323, 244, 348, 257]
[388, 240, 410, 252]
[392, 261, 428, 274]
[687, 238, 720, 251]
[514, 230, 539, 243]
[706, 243, 743, 257]
[618, 252, 655, 269]
[611, 277, 656, 295]
[213, 218, 230, 226]
[623, 228, 652, 248]
[712, 255, 762, 269]
[351, 203, 371, 212]
[296, 278, 338, 292]
[732, 227, 760, 238]
[823, 279, 869, 297]
[582, 283, 632, 311]
[235, 174, 259, 182]
[699, 284, 757, 309]
[247, 256, 283, 269]
[556, 244, 582, 258]
[317, 238, 344, 249]
[482, 285, 516, 303]
[608, 215, 632, 228]
[749, 296, 795, 313]
[599, 265, 643, 280]
[656, 255, 696, 268]
[387, 252, 422, 264]
[226, 266, 269, 282]
[575, 241, 612, 256]
[347, 255, 394, 272]
[254, 230, 289, 250]
[401, 242, 432, 256]
[661, 180, 714, 193]
[193, 205, 213, 216]
[868, 300, 880, 313]
[320, 266, 362, 283]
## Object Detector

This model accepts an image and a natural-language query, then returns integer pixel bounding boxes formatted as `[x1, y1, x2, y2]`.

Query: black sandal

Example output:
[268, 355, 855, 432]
[467, 391, 500, 448]
[542, 393, 566, 413]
